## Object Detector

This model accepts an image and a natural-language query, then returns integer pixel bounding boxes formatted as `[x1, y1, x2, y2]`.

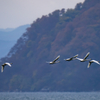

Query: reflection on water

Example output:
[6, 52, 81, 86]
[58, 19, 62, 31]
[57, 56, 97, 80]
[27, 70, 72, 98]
[0, 92, 100, 100]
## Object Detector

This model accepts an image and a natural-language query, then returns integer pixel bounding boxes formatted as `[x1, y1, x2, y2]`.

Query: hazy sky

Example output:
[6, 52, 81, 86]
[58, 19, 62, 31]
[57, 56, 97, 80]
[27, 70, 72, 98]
[0, 0, 85, 29]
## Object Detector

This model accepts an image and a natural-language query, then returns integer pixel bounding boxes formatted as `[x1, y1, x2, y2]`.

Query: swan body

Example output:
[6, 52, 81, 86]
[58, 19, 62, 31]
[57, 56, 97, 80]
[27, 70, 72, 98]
[64, 54, 78, 61]
[46, 55, 60, 64]
[87, 60, 100, 68]
[76, 52, 91, 62]
[1, 62, 12, 72]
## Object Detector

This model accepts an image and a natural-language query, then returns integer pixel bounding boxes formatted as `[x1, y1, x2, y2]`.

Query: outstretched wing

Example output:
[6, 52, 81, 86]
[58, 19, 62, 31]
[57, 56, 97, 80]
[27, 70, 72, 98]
[1, 66, 4, 72]
[84, 52, 90, 60]
[5, 63, 12, 67]
[73, 54, 78, 58]
[91, 60, 100, 65]
[52, 55, 60, 63]
[87, 62, 91, 68]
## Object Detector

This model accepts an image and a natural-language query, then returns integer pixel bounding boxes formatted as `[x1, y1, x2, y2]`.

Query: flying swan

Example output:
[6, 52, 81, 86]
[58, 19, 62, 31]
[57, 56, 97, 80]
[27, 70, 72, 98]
[76, 52, 91, 62]
[64, 54, 78, 61]
[46, 55, 60, 64]
[1, 62, 12, 72]
[87, 60, 100, 68]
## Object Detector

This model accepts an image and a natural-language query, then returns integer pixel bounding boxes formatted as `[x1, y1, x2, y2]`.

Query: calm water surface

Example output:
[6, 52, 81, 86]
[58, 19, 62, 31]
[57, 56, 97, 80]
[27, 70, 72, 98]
[0, 92, 100, 100]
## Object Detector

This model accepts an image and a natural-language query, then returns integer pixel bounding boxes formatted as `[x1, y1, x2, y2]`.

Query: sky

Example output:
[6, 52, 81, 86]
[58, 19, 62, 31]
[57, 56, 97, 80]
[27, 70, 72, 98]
[0, 0, 85, 29]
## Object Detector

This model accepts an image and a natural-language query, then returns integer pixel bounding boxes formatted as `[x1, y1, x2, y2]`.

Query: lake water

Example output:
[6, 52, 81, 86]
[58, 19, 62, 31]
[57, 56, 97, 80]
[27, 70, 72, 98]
[0, 92, 100, 100]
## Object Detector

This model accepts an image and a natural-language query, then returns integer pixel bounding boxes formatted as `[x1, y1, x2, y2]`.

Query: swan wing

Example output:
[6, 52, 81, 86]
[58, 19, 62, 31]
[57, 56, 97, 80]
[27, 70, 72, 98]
[87, 62, 91, 68]
[1, 66, 4, 72]
[91, 60, 100, 65]
[52, 55, 60, 63]
[5, 63, 12, 67]
[73, 54, 78, 58]
[64, 58, 71, 61]
[84, 52, 90, 60]
[65, 54, 78, 61]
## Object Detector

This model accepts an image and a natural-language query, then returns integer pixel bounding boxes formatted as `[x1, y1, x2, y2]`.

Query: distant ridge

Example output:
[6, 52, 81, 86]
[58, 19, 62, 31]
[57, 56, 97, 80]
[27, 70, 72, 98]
[0, 28, 14, 32]
[0, 24, 30, 58]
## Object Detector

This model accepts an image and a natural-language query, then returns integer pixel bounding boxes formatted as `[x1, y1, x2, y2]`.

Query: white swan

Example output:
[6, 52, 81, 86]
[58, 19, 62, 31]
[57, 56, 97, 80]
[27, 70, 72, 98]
[76, 52, 91, 62]
[1, 62, 12, 72]
[87, 60, 100, 68]
[64, 54, 78, 61]
[46, 55, 60, 64]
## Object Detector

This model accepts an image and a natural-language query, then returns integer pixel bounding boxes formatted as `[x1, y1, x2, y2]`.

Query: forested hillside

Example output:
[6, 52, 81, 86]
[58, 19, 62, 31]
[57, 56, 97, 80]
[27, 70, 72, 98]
[0, 24, 30, 58]
[0, 0, 100, 92]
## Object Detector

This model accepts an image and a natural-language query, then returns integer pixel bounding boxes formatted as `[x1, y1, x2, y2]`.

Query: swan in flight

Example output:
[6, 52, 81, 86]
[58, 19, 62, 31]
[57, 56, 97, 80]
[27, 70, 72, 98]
[76, 52, 91, 62]
[64, 54, 78, 61]
[1, 62, 12, 72]
[46, 55, 60, 64]
[87, 60, 100, 68]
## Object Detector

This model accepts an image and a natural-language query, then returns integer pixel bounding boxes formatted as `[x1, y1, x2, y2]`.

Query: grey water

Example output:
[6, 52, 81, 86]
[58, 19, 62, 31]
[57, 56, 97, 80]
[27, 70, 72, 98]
[0, 92, 100, 100]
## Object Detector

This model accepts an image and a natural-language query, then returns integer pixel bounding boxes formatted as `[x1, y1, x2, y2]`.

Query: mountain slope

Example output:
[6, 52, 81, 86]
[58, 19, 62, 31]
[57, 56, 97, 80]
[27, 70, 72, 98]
[0, 24, 30, 58]
[0, 0, 100, 92]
